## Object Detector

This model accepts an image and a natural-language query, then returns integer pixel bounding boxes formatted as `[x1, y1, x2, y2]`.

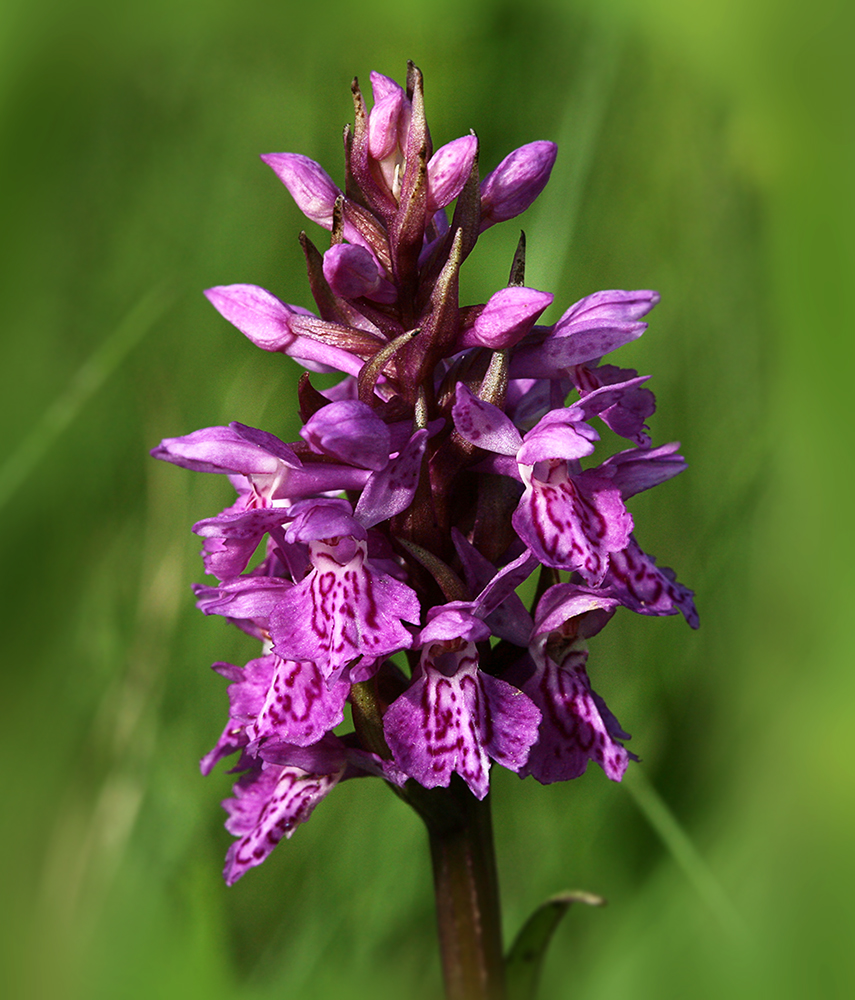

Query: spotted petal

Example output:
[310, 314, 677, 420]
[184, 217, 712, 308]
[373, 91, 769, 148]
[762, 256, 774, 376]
[606, 537, 699, 628]
[269, 536, 420, 680]
[247, 656, 349, 748]
[355, 428, 428, 527]
[222, 760, 343, 884]
[452, 383, 523, 456]
[516, 647, 635, 784]
[513, 463, 632, 584]
[384, 642, 540, 799]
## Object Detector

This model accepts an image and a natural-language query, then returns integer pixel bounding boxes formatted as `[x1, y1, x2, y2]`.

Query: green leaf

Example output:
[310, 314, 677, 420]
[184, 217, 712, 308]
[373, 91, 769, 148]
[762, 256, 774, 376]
[506, 891, 605, 1000]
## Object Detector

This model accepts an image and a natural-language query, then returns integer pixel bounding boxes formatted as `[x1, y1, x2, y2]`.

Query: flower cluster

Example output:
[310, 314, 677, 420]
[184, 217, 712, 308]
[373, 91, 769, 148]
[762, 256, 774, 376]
[154, 64, 697, 885]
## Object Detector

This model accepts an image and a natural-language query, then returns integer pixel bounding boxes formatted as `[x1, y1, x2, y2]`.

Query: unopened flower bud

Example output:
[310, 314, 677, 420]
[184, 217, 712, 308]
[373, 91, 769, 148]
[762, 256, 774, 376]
[426, 135, 478, 213]
[261, 152, 341, 228]
[301, 400, 391, 470]
[368, 72, 412, 194]
[460, 286, 554, 349]
[368, 72, 410, 160]
[204, 284, 297, 351]
[479, 140, 557, 231]
[322, 244, 396, 303]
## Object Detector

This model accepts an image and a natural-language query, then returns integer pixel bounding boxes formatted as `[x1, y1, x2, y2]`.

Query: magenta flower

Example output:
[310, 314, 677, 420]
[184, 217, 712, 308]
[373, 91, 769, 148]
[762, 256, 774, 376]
[153, 63, 696, 893]
[383, 607, 542, 799]
[269, 531, 421, 683]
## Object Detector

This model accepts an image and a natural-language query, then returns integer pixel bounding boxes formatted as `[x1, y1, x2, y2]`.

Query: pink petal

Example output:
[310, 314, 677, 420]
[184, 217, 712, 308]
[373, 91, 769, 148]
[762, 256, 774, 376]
[248, 657, 349, 747]
[223, 761, 342, 884]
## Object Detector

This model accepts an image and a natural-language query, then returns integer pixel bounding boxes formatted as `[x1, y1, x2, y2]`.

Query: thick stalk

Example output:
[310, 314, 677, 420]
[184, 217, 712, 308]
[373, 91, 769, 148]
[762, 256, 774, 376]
[418, 781, 507, 1000]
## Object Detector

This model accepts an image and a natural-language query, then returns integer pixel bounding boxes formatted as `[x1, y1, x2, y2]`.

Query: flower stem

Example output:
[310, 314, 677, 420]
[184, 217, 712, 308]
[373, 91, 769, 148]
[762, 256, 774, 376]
[413, 780, 507, 1000]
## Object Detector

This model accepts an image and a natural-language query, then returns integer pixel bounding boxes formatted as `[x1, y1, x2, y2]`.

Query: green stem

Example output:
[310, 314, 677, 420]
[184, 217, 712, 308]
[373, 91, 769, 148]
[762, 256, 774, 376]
[353, 679, 507, 997]
[415, 781, 507, 1000]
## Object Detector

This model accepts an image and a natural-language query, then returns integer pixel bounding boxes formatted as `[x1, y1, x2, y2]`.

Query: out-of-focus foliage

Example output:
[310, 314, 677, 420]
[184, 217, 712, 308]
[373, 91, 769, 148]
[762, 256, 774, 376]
[1, 1, 852, 998]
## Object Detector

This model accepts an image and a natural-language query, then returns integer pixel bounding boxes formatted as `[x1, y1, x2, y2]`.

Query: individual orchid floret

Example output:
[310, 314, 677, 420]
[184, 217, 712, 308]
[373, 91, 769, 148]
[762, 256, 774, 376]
[222, 728, 410, 885]
[154, 422, 373, 516]
[260, 152, 341, 228]
[501, 586, 636, 784]
[458, 286, 554, 350]
[269, 512, 421, 682]
[514, 462, 632, 584]
[479, 140, 557, 230]
[514, 642, 636, 785]
[452, 382, 634, 583]
[383, 607, 541, 799]
[205, 284, 366, 375]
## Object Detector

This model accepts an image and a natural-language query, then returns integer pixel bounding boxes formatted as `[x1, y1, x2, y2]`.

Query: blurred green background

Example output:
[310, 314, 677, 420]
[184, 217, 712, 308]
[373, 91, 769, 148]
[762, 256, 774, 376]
[2, 0, 852, 997]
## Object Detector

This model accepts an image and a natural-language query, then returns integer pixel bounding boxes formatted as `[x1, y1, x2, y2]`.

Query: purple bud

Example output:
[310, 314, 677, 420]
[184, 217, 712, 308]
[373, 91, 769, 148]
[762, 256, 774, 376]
[151, 424, 300, 476]
[480, 141, 557, 231]
[426, 135, 478, 213]
[461, 286, 554, 349]
[205, 284, 363, 374]
[205, 284, 298, 351]
[260, 152, 341, 228]
[368, 72, 410, 161]
[370, 70, 406, 105]
[301, 399, 392, 470]
[322, 244, 396, 303]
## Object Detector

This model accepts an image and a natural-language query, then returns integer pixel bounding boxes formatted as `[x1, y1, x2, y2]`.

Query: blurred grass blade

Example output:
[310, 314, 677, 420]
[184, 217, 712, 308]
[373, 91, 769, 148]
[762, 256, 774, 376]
[0, 284, 171, 512]
[506, 891, 605, 1000]
[528, 22, 623, 293]
[624, 768, 748, 942]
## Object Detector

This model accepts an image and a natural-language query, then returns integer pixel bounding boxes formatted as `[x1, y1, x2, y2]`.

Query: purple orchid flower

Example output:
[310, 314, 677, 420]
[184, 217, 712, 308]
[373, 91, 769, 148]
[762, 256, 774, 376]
[384, 607, 541, 799]
[153, 63, 696, 883]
